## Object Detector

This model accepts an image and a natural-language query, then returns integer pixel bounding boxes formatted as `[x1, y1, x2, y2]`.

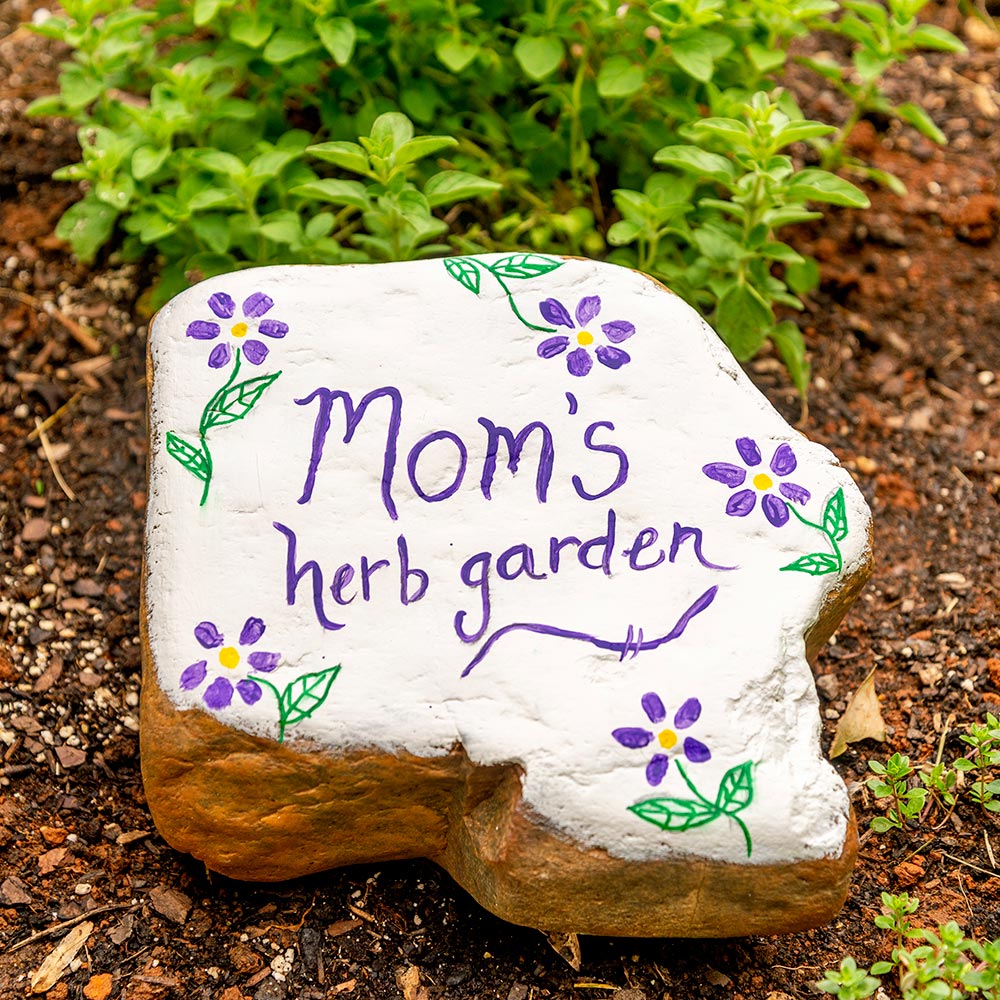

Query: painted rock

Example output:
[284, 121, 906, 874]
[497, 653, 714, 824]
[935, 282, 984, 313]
[141, 255, 872, 937]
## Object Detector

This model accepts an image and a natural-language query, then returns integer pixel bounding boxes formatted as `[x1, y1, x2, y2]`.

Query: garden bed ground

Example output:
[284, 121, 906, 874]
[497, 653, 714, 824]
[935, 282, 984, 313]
[1, 1, 999, 998]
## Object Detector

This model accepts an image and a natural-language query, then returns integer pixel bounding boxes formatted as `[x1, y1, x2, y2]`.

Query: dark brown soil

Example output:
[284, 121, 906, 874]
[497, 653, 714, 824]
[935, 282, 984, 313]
[1, 2, 999, 998]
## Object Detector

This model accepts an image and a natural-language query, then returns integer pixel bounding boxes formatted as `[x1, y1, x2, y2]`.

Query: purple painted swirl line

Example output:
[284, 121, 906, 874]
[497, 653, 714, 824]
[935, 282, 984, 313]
[460, 586, 718, 677]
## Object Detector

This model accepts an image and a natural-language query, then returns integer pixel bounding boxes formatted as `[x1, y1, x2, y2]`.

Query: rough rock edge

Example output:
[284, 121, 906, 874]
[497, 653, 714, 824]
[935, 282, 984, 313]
[140, 555, 865, 937]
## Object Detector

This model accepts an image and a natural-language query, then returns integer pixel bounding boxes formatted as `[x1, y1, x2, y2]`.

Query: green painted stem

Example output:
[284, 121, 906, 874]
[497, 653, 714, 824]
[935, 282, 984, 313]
[248, 675, 287, 743]
[196, 348, 242, 508]
[675, 760, 713, 807]
[486, 266, 555, 333]
[732, 814, 753, 857]
[786, 503, 843, 572]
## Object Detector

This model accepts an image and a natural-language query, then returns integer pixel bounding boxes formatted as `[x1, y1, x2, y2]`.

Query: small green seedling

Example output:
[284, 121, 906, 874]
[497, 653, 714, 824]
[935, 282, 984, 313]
[866, 752, 927, 832]
[954, 713, 1000, 813]
[816, 957, 881, 1000]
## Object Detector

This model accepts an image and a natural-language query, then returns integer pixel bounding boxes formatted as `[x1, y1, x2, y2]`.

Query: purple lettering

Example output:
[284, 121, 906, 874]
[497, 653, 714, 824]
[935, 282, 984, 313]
[669, 523, 738, 571]
[455, 550, 491, 643]
[478, 418, 554, 502]
[296, 386, 403, 520]
[497, 543, 548, 582]
[331, 563, 356, 605]
[549, 534, 581, 573]
[407, 430, 468, 502]
[624, 527, 665, 571]
[272, 522, 345, 631]
[578, 508, 617, 577]
[398, 535, 429, 604]
[360, 555, 390, 601]
[572, 420, 629, 501]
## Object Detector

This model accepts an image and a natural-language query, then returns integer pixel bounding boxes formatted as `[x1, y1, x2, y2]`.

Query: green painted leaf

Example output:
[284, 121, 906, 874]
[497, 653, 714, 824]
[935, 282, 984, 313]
[166, 431, 209, 482]
[489, 253, 563, 280]
[203, 372, 281, 431]
[444, 257, 481, 295]
[823, 487, 849, 542]
[513, 35, 564, 81]
[716, 761, 754, 815]
[280, 665, 341, 727]
[629, 796, 721, 832]
[780, 552, 839, 575]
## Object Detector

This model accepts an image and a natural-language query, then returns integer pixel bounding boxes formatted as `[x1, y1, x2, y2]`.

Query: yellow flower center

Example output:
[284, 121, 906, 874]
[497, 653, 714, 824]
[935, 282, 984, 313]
[231, 322, 248, 338]
[752, 473, 773, 491]
[219, 646, 240, 669]
[657, 729, 678, 750]
[577, 330, 594, 346]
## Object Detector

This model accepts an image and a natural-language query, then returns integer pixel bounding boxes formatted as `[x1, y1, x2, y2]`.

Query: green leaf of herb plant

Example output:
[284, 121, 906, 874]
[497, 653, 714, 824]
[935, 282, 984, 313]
[165, 432, 209, 482]
[908, 24, 966, 54]
[292, 179, 369, 211]
[596, 56, 645, 99]
[770, 320, 811, 398]
[444, 257, 481, 295]
[715, 283, 771, 361]
[513, 35, 564, 81]
[203, 372, 281, 431]
[306, 141, 369, 176]
[370, 112, 414, 152]
[785, 169, 870, 208]
[317, 17, 356, 66]
[489, 253, 564, 280]
[670, 34, 732, 82]
[229, 13, 274, 48]
[131, 145, 170, 180]
[279, 665, 341, 728]
[894, 102, 945, 145]
[395, 135, 459, 167]
[435, 35, 480, 73]
[628, 796, 721, 832]
[746, 43, 786, 74]
[55, 195, 118, 264]
[263, 29, 320, 64]
[781, 553, 840, 575]
[424, 170, 501, 207]
[716, 761, 753, 814]
[823, 488, 849, 542]
[653, 145, 735, 185]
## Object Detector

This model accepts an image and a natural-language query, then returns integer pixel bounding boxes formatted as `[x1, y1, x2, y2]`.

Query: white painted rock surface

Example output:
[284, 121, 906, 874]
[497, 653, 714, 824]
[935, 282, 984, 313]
[141, 254, 872, 936]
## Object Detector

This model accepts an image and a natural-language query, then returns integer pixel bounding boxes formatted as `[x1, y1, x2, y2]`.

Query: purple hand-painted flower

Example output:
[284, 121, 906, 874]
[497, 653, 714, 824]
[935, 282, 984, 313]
[536, 295, 635, 377]
[702, 438, 811, 527]
[612, 693, 711, 786]
[185, 291, 289, 368]
[179, 615, 280, 710]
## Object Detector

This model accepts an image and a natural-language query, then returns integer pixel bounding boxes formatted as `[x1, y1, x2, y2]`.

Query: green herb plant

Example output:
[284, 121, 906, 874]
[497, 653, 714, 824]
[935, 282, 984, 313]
[29, 0, 962, 392]
[954, 713, 1000, 814]
[798, 0, 966, 189]
[866, 752, 928, 832]
[819, 895, 1000, 1000]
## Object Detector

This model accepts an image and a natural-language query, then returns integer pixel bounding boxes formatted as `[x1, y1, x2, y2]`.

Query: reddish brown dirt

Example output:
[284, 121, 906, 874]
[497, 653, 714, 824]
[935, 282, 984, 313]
[1, 2, 999, 998]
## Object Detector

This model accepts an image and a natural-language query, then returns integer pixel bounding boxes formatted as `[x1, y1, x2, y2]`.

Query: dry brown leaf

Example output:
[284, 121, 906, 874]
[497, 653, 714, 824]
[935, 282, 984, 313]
[30, 920, 93, 993]
[545, 930, 582, 970]
[829, 667, 886, 758]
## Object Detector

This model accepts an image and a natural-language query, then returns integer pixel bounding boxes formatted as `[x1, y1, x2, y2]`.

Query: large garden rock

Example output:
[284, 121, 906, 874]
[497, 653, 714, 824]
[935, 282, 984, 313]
[141, 255, 872, 936]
